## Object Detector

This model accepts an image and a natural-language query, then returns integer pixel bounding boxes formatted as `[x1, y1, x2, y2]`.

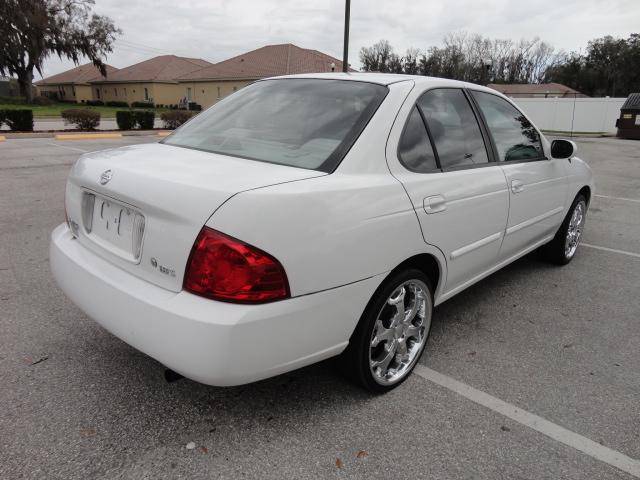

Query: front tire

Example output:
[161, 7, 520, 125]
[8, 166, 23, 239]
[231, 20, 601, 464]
[343, 269, 433, 393]
[543, 194, 587, 265]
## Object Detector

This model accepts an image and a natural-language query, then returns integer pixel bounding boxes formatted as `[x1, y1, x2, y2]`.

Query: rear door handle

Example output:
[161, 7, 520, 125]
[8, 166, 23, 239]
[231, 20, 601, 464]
[511, 180, 524, 194]
[424, 195, 447, 214]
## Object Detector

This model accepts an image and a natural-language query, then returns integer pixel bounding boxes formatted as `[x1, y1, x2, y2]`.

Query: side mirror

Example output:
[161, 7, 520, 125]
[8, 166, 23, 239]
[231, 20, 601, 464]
[551, 139, 577, 159]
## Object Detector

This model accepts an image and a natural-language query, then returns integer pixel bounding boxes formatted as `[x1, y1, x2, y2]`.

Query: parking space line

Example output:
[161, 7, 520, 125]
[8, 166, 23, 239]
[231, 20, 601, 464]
[45, 142, 90, 153]
[582, 243, 640, 259]
[414, 366, 640, 478]
[595, 194, 640, 204]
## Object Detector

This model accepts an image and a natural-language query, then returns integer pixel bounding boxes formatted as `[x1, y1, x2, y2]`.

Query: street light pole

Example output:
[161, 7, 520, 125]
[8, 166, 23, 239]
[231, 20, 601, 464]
[342, 0, 350, 72]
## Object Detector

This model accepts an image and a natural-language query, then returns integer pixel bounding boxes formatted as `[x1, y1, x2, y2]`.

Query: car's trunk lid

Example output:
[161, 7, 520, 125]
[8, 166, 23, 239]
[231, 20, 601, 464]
[64, 143, 325, 291]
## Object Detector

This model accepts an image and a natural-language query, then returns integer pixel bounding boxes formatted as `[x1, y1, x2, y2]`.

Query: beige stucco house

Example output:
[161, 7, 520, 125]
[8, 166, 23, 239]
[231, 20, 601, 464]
[89, 55, 212, 106]
[177, 43, 349, 108]
[34, 44, 349, 107]
[35, 63, 118, 102]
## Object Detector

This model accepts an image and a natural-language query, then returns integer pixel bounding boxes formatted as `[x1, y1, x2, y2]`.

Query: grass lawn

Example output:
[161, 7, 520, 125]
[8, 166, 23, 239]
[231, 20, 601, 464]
[0, 102, 168, 119]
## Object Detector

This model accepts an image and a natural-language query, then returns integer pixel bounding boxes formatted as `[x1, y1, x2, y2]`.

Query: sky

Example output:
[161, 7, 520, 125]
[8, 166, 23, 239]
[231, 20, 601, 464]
[36, 0, 640, 79]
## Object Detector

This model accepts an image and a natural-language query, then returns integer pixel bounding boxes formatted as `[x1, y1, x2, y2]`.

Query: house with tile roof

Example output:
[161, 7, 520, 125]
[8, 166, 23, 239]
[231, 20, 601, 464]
[89, 55, 213, 106]
[35, 63, 118, 102]
[34, 44, 351, 107]
[487, 83, 587, 98]
[178, 44, 350, 107]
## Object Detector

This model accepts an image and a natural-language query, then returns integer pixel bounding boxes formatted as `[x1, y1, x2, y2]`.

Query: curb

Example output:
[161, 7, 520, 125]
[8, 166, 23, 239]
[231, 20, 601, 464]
[55, 133, 123, 140]
[0, 130, 167, 140]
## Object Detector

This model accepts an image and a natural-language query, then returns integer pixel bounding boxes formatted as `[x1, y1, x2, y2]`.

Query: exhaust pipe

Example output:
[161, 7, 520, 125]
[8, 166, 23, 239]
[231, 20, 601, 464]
[164, 368, 184, 383]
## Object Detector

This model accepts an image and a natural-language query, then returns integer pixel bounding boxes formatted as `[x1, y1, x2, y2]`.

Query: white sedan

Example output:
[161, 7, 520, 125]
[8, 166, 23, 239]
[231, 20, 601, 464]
[50, 73, 593, 392]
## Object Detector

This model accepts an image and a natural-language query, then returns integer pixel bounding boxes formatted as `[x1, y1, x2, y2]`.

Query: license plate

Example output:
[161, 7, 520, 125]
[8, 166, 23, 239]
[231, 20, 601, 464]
[82, 193, 145, 262]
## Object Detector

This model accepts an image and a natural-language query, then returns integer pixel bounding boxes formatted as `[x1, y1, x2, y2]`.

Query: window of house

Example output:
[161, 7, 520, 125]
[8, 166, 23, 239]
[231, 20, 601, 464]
[96, 88, 100, 99]
[144, 88, 149, 100]
[114, 88, 117, 97]
[398, 107, 437, 172]
[186, 87, 192, 101]
[417, 89, 489, 169]
[233, 86, 237, 92]
[72, 86, 75, 96]
[470, 91, 544, 162]
[217, 86, 221, 99]
[124, 88, 127, 97]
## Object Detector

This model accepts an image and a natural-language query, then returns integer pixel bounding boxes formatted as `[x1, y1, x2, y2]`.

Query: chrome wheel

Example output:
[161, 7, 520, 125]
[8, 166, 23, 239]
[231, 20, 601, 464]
[564, 200, 586, 259]
[369, 280, 431, 385]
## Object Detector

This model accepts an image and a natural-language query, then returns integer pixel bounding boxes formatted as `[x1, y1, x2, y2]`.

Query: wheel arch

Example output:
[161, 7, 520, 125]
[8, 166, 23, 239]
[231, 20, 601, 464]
[387, 253, 443, 300]
[577, 185, 591, 206]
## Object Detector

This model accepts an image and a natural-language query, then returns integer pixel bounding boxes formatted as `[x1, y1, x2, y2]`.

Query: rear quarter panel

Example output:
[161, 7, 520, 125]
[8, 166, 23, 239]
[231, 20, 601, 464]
[208, 80, 447, 298]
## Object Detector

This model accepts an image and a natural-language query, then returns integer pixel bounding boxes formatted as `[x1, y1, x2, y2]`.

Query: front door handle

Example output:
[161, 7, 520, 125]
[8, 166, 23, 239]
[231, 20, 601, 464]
[424, 195, 447, 214]
[511, 180, 524, 194]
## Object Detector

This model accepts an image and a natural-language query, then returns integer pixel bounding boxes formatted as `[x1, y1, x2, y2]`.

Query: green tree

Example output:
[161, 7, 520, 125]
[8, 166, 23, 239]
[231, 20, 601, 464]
[0, 0, 120, 103]
[545, 34, 640, 96]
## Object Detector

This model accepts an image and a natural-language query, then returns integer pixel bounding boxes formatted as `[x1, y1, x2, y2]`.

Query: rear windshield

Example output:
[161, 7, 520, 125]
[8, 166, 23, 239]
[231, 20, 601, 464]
[163, 79, 388, 172]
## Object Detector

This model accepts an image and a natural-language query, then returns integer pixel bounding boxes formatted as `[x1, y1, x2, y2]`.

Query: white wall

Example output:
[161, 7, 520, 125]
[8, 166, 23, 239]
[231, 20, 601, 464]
[511, 97, 626, 134]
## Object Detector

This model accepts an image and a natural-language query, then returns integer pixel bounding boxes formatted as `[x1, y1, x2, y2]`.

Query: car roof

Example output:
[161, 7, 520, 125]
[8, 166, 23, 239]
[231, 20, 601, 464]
[267, 72, 487, 89]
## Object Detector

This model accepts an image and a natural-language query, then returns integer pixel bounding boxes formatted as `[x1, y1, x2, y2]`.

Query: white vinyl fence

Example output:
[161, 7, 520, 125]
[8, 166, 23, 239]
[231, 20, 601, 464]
[510, 97, 626, 134]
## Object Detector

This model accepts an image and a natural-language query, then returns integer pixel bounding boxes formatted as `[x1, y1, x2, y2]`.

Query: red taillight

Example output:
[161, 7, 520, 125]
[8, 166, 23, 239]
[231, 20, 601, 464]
[183, 227, 290, 303]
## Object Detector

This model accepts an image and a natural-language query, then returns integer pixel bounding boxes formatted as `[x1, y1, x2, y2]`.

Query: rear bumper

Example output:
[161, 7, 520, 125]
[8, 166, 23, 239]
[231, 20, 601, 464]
[50, 224, 382, 386]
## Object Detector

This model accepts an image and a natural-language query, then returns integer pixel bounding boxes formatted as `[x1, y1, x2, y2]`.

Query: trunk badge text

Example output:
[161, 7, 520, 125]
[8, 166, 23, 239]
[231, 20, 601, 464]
[99, 169, 113, 185]
[150, 257, 176, 277]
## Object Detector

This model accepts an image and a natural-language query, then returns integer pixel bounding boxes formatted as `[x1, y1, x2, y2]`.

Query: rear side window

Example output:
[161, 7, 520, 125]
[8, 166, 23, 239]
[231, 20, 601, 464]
[398, 107, 437, 172]
[471, 91, 544, 162]
[163, 79, 388, 172]
[417, 89, 489, 169]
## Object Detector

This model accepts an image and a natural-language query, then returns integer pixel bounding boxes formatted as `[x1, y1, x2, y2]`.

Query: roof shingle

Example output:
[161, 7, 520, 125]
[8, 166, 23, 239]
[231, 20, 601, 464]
[35, 63, 118, 85]
[94, 55, 214, 83]
[179, 44, 352, 81]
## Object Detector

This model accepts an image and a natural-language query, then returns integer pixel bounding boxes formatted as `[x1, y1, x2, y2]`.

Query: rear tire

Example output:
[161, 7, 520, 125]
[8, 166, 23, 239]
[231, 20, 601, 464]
[342, 269, 433, 393]
[542, 194, 587, 265]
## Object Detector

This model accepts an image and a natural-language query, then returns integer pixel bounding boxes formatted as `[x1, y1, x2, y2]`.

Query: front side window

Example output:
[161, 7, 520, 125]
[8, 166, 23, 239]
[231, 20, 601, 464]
[417, 89, 489, 169]
[163, 79, 388, 172]
[471, 91, 544, 162]
[398, 107, 437, 172]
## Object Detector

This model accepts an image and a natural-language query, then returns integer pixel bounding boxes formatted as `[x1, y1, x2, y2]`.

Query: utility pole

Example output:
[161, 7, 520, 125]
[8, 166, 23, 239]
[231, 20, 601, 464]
[342, 0, 350, 72]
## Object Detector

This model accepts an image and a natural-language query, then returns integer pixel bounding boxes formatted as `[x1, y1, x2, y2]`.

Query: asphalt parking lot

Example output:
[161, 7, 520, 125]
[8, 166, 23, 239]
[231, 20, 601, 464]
[0, 135, 638, 479]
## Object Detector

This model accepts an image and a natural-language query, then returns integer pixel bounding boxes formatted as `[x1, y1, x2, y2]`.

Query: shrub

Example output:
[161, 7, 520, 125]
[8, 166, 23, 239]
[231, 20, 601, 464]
[61, 109, 100, 130]
[105, 100, 128, 107]
[131, 101, 154, 108]
[0, 96, 27, 105]
[86, 100, 104, 106]
[32, 95, 53, 105]
[134, 110, 155, 129]
[115, 111, 136, 130]
[188, 102, 202, 111]
[1, 109, 34, 131]
[160, 110, 195, 129]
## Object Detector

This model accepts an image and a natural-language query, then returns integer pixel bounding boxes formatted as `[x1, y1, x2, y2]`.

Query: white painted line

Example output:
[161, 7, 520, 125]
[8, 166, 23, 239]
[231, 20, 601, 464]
[414, 366, 640, 478]
[595, 194, 640, 204]
[45, 142, 89, 153]
[582, 243, 640, 259]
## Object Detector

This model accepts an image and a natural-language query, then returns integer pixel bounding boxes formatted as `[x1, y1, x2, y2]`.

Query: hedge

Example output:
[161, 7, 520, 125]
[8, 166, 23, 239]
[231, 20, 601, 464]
[160, 110, 195, 129]
[188, 102, 202, 111]
[134, 110, 155, 129]
[85, 100, 104, 106]
[0, 109, 34, 131]
[115, 110, 155, 130]
[105, 100, 129, 107]
[61, 109, 100, 130]
[131, 101, 154, 108]
[115, 111, 136, 130]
